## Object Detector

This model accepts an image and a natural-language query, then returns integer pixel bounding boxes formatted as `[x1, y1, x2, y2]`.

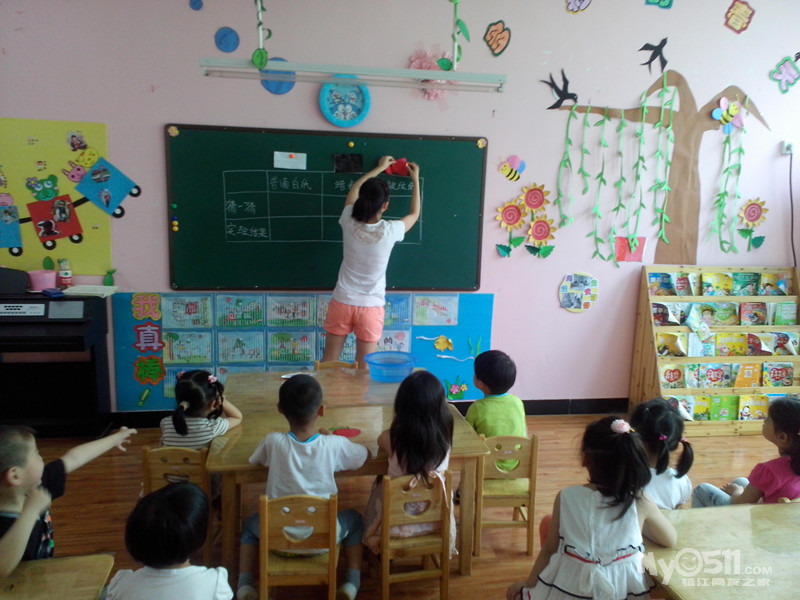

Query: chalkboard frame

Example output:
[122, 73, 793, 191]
[166, 124, 486, 291]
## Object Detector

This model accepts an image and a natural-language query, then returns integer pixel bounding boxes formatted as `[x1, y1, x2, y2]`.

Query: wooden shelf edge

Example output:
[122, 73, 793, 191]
[684, 419, 763, 437]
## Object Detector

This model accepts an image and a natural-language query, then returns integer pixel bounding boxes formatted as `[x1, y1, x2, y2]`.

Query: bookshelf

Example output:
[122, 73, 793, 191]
[630, 265, 800, 437]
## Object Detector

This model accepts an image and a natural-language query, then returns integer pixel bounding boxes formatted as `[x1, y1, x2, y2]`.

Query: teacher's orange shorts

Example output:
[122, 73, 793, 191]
[324, 298, 385, 343]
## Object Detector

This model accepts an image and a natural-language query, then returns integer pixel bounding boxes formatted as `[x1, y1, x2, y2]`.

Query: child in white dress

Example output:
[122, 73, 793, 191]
[362, 370, 456, 555]
[507, 417, 676, 600]
[630, 398, 694, 509]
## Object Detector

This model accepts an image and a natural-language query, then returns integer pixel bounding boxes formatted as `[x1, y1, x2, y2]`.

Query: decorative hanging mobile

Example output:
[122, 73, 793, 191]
[437, 0, 470, 73]
[251, 0, 271, 70]
[737, 197, 767, 251]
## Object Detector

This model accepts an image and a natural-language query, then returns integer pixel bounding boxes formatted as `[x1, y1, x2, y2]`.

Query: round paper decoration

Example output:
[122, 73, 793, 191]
[559, 272, 599, 313]
[214, 27, 239, 53]
[261, 57, 295, 95]
[319, 75, 371, 128]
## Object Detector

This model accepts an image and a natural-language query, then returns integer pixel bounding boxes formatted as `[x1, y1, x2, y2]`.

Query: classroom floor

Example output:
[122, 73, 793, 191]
[38, 414, 776, 600]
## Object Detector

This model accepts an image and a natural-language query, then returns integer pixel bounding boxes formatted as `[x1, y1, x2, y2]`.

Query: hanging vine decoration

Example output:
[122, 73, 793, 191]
[650, 73, 668, 238]
[577, 106, 592, 195]
[612, 109, 628, 218]
[554, 104, 578, 227]
[438, 0, 470, 72]
[709, 133, 735, 253]
[728, 98, 748, 251]
[654, 87, 676, 244]
[627, 92, 649, 251]
[588, 109, 609, 261]
[251, 0, 272, 70]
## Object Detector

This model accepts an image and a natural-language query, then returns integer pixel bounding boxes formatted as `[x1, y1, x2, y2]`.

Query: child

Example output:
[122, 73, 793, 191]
[630, 397, 694, 509]
[693, 396, 800, 506]
[106, 482, 232, 599]
[362, 370, 455, 555]
[465, 350, 526, 440]
[0, 425, 137, 577]
[161, 370, 242, 449]
[506, 417, 676, 600]
[237, 374, 369, 600]
[322, 155, 421, 368]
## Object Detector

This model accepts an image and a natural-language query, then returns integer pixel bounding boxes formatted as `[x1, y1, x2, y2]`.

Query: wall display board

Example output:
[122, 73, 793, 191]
[165, 124, 486, 290]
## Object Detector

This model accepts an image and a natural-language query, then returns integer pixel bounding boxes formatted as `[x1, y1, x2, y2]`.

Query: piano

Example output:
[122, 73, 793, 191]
[0, 295, 111, 436]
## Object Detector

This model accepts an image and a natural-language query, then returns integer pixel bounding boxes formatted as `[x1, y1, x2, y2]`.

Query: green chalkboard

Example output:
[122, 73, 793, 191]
[166, 124, 485, 290]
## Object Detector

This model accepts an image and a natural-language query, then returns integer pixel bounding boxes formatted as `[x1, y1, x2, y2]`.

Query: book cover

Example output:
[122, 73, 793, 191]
[684, 364, 701, 388]
[656, 332, 687, 357]
[740, 302, 767, 325]
[771, 302, 797, 326]
[759, 272, 791, 295]
[659, 364, 686, 389]
[713, 302, 740, 326]
[738, 395, 769, 420]
[693, 395, 711, 420]
[715, 332, 747, 356]
[710, 395, 739, 421]
[773, 332, 799, 356]
[651, 303, 682, 326]
[671, 272, 698, 296]
[732, 272, 761, 296]
[648, 272, 677, 296]
[664, 396, 694, 421]
[746, 333, 773, 356]
[686, 305, 712, 340]
[763, 362, 794, 387]
[734, 363, 761, 387]
[687, 333, 716, 357]
[698, 363, 732, 388]
[701, 272, 733, 296]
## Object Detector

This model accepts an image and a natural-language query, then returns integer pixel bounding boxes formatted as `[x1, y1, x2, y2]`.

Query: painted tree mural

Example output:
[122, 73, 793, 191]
[560, 70, 769, 265]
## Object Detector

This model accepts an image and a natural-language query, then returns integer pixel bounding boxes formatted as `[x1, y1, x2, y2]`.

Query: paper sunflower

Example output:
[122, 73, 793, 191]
[528, 216, 557, 246]
[518, 183, 550, 213]
[496, 199, 527, 231]
[739, 198, 768, 228]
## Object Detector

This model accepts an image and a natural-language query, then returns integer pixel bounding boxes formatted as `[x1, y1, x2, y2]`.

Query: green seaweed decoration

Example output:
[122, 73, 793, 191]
[438, 0, 470, 71]
[554, 104, 578, 227]
[251, 0, 272, 71]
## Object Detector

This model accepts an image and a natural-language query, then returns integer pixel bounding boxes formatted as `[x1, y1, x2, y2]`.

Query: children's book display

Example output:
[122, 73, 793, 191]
[631, 266, 800, 436]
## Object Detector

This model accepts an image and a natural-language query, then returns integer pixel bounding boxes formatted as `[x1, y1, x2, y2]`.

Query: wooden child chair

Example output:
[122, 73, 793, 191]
[259, 494, 339, 600]
[141, 446, 217, 563]
[370, 471, 452, 600]
[474, 434, 539, 556]
[314, 360, 358, 371]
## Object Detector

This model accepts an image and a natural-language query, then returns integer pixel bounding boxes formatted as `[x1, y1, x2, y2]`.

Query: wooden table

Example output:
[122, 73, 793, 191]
[644, 503, 800, 599]
[0, 554, 114, 600]
[209, 369, 488, 576]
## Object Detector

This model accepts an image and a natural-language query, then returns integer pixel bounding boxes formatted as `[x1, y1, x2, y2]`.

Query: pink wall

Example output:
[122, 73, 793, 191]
[2, 1, 799, 407]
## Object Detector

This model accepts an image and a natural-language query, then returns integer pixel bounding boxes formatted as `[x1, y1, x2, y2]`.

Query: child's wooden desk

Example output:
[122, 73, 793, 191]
[0, 554, 113, 600]
[644, 503, 800, 599]
[209, 369, 488, 576]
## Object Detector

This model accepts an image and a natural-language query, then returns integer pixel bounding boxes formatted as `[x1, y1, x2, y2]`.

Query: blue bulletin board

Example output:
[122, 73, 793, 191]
[112, 292, 492, 411]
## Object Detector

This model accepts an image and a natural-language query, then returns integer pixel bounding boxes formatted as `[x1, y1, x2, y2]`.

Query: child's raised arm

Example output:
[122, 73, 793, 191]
[507, 491, 561, 600]
[637, 492, 677, 548]
[344, 156, 395, 206]
[60, 426, 137, 474]
[400, 162, 421, 232]
[0, 487, 52, 577]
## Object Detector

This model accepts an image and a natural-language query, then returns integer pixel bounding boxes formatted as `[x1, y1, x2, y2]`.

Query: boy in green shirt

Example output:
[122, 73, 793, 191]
[466, 350, 526, 439]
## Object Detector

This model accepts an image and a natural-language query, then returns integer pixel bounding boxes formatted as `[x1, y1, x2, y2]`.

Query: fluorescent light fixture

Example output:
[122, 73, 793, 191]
[200, 58, 506, 93]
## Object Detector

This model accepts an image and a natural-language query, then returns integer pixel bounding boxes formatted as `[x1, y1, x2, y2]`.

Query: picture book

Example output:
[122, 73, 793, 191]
[665, 396, 694, 421]
[693, 395, 711, 420]
[713, 303, 740, 326]
[715, 332, 747, 356]
[651, 303, 681, 326]
[738, 395, 769, 420]
[746, 333, 773, 356]
[684, 364, 701, 388]
[701, 272, 733, 296]
[698, 363, 732, 388]
[671, 272, 698, 296]
[732, 272, 761, 296]
[648, 272, 677, 296]
[773, 332, 799, 356]
[710, 395, 739, 421]
[687, 333, 716, 357]
[686, 305, 711, 340]
[759, 272, 791, 295]
[739, 302, 767, 326]
[763, 362, 794, 387]
[659, 364, 686, 389]
[770, 302, 797, 326]
[734, 363, 761, 387]
[656, 332, 687, 357]
[693, 303, 717, 329]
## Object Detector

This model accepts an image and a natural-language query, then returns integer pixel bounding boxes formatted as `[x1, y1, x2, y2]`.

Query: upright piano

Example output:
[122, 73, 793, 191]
[0, 295, 111, 436]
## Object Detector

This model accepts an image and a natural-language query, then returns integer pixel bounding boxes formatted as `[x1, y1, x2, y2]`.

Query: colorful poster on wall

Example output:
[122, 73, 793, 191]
[0, 118, 115, 273]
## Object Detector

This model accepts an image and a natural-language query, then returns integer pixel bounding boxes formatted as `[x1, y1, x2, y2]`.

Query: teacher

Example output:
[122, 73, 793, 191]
[322, 155, 421, 368]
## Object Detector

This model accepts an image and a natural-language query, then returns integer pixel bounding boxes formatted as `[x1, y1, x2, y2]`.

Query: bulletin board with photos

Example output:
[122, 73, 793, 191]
[630, 266, 800, 437]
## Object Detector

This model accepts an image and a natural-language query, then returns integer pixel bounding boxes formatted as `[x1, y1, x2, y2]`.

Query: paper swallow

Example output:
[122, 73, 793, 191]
[639, 37, 668, 74]
[540, 69, 578, 110]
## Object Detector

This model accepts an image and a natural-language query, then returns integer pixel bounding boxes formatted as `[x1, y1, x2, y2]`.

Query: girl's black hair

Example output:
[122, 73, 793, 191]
[630, 397, 694, 478]
[768, 397, 800, 475]
[351, 178, 390, 223]
[582, 416, 651, 519]
[390, 370, 454, 484]
[125, 482, 209, 568]
[171, 370, 225, 436]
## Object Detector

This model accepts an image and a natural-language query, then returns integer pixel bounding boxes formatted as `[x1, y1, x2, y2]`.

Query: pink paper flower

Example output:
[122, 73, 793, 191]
[408, 48, 452, 101]
[610, 419, 631, 434]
